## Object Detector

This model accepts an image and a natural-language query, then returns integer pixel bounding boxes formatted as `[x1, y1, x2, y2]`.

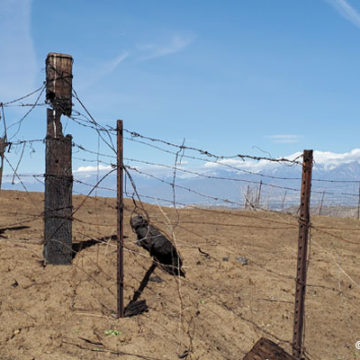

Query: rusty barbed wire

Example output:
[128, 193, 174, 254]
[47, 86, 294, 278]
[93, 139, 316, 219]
[123, 129, 304, 165]
[7, 84, 46, 141]
[1, 84, 45, 106]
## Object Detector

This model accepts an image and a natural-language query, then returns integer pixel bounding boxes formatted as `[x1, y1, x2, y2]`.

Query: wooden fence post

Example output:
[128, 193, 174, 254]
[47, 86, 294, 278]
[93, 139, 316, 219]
[117, 119, 124, 318]
[318, 191, 325, 215]
[256, 180, 262, 208]
[281, 190, 287, 211]
[43, 53, 73, 265]
[292, 149, 313, 359]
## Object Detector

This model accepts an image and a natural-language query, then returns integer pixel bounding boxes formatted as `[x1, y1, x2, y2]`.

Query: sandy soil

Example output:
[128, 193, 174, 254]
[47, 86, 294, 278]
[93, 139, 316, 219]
[0, 190, 359, 360]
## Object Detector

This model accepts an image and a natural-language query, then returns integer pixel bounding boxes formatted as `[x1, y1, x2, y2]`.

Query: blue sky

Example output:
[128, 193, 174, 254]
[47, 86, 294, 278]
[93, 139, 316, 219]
[1, 0, 360, 175]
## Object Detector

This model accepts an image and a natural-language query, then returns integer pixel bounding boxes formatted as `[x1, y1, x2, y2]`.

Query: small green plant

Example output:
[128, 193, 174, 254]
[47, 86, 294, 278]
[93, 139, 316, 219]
[198, 300, 205, 305]
[105, 329, 121, 336]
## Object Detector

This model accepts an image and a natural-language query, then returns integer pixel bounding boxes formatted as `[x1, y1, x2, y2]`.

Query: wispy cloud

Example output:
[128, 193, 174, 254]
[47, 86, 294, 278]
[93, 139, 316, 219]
[78, 51, 129, 89]
[78, 33, 195, 89]
[0, 0, 37, 100]
[266, 135, 301, 144]
[101, 52, 130, 75]
[326, 0, 360, 28]
[137, 34, 195, 61]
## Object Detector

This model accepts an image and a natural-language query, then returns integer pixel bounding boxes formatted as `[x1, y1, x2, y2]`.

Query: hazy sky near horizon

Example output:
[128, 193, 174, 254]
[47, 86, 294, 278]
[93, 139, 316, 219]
[1, 0, 360, 174]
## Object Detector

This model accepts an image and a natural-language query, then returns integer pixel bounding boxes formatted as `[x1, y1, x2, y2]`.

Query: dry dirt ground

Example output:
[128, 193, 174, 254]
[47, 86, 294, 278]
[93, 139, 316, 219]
[0, 190, 359, 360]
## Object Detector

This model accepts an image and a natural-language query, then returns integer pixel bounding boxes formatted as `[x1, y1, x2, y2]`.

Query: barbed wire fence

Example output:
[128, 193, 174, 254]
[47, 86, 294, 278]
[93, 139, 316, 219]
[0, 61, 359, 360]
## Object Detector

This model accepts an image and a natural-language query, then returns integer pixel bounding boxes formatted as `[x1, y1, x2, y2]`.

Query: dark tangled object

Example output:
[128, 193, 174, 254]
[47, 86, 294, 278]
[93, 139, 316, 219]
[130, 215, 185, 277]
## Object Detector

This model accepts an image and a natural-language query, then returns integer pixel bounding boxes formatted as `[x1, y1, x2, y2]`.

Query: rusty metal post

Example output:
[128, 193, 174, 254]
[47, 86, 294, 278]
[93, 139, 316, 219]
[292, 150, 313, 359]
[357, 183, 360, 220]
[43, 53, 73, 264]
[0, 136, 7, 190]
[117, 120, 124, 318]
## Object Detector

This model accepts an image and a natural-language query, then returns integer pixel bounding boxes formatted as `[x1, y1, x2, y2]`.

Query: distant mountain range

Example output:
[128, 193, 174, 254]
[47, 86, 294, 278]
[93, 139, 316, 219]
[3, 149, 360, 210]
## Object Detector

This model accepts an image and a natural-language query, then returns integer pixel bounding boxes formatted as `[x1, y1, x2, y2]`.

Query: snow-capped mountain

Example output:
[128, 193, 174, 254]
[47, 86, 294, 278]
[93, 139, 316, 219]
[3, 149, 360, 209]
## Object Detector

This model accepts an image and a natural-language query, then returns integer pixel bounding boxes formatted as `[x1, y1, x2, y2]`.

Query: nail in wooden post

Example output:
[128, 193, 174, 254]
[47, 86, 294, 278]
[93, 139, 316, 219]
[292, 149, 313, 359]
[117, 120, 124, 318]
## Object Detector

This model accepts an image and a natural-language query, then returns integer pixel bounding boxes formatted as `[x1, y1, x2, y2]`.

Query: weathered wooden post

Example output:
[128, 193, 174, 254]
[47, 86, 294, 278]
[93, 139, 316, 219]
[43, 53, 73, 264]
[318, 191, 325, 215]
[281, 190, 287, 211]
[244, 185, 250, 209]
[292, 150, 313, 359]
[256, 180, 262, 208]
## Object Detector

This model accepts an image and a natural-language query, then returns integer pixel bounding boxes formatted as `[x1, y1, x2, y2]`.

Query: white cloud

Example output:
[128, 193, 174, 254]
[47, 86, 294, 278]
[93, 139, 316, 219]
[326, 0, 360, 28]
[266, 135, 301, 144]
[137, 34, 195, 61]
[75, 164, 112, 173]
[0, 0, 37, 99]
[313, 148, 360, 168]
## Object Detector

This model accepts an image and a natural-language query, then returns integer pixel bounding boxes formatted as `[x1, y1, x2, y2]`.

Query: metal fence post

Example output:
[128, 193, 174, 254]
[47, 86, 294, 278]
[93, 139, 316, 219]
[357, 182, 360, 220]
[117, 119, 124, 318]
[292, 149, 313, 359]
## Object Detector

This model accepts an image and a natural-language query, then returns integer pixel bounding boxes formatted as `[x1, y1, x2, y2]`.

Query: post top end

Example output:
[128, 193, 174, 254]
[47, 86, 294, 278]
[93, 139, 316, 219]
[46, 53, 73, 62]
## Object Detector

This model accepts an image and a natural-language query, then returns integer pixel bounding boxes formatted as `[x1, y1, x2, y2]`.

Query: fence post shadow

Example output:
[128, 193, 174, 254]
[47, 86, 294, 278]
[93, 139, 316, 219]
[124, 262, 157, 317]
